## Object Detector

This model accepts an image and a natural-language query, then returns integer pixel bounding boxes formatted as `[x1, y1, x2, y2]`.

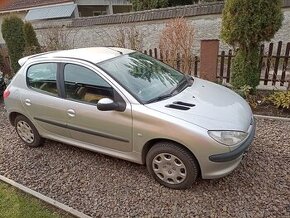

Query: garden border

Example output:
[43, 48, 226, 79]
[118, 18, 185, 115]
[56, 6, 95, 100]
[0, 175, 91, 218]
[254, 114, 290, 121]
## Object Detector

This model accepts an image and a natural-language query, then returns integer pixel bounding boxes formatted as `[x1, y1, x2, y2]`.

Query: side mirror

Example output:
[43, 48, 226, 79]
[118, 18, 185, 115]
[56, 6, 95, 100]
[97, 98, 120, 111]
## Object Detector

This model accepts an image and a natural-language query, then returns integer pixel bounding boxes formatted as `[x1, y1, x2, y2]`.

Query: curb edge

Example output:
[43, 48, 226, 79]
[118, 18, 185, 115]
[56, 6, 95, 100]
[254, 114, 290, 121]
[0, 175, 91, 218]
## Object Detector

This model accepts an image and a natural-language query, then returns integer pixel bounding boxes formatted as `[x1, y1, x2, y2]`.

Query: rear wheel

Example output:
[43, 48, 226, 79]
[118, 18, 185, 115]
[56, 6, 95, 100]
[15, 115, 44, 147]
[146, 141, 199, 189]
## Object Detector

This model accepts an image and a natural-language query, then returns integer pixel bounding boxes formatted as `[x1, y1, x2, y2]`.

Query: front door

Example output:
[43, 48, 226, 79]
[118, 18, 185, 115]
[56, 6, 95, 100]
[61, 63, 132, 152]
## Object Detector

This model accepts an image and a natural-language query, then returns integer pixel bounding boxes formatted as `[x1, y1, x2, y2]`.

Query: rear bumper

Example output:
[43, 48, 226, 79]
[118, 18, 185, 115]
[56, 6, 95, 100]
[209, 120, 256, 163]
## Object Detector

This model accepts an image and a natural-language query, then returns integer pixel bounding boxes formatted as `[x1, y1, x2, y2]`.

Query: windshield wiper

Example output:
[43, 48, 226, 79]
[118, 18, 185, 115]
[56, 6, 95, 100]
[145, 75, 194, 104]
[170, 75, 192, 95]
[146, 93, 173, 104]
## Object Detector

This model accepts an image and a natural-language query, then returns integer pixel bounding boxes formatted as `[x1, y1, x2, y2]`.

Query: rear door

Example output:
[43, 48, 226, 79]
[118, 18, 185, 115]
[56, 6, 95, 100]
[21, 62, 70, 138]
[60, 63, 133, 152]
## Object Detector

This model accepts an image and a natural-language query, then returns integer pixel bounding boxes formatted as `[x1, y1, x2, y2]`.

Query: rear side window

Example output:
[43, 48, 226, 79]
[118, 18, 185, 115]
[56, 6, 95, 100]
[27, 63, 58, 96]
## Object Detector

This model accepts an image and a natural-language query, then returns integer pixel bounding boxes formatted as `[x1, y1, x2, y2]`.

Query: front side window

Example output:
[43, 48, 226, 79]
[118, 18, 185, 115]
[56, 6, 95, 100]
[64, 64, 113, 104]
[97, 52, 185, 103]
[27, 63, 58, 96]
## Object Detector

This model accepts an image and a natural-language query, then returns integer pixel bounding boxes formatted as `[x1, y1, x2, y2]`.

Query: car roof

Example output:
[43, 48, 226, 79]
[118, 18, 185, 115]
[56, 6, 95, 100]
[19, 47, 134, 66]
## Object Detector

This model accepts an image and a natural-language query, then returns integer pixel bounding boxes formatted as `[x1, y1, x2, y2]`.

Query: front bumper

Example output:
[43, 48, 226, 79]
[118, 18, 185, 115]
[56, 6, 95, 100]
[201, 119, 256, 179]
[209, 120, 256, 163]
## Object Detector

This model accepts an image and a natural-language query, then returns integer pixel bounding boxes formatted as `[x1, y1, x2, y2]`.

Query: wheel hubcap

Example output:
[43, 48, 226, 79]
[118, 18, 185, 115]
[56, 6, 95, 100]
[16, 121, 34, 143]
[152, 153, 187, 184]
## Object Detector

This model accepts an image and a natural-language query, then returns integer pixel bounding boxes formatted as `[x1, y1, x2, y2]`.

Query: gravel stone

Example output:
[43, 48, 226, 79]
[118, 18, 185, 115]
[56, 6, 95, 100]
[0, 102, 289, 217]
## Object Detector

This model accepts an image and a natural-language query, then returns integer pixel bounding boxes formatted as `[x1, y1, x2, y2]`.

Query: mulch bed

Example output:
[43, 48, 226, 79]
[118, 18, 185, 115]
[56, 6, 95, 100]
[253, 104, 290, 118]
[248, 90, 290, 118]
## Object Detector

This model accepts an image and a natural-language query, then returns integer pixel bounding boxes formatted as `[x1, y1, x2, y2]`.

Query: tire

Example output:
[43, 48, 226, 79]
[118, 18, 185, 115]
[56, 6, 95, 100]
[14, 115, 44, 147]
[146, 141, 199, 189]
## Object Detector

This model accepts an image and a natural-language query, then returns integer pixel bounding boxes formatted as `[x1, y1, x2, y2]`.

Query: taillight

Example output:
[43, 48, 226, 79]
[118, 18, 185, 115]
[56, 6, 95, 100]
[3, 89, 10, 99]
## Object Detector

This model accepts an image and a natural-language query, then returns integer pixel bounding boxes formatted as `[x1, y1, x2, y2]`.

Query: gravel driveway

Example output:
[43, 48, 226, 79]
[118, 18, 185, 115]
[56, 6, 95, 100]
[0, 102, 289, 217]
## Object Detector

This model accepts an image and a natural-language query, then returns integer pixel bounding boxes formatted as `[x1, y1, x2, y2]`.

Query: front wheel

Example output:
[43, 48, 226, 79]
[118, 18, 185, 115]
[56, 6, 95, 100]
[15, 115, 44, 147]
[146, 142, 199, 189]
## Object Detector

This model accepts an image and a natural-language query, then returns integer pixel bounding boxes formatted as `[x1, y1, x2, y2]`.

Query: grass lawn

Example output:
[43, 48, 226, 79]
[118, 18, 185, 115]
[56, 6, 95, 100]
[0, 181, 70, 218]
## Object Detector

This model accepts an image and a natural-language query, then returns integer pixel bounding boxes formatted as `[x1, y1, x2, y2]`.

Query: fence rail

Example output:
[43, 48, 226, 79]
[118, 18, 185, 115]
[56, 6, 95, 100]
[218, 50, 232, 83]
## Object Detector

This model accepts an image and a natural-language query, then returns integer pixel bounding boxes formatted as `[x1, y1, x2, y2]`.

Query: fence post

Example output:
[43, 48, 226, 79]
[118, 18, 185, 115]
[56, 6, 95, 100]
[199, 39, 219, 82]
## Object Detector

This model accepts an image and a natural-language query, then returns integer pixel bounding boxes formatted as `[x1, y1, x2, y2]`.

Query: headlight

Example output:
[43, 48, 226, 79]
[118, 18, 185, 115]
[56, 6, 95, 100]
[208, 130, 248, 146]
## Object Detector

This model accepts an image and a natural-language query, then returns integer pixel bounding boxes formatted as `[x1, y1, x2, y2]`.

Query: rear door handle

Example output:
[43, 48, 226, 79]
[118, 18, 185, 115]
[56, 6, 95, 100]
[67, 109, 76, 117]
[25, 99, 31, 106]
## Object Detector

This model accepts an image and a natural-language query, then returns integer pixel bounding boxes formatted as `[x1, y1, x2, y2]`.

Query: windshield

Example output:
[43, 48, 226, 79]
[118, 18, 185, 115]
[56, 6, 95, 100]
[97, 52, 186, 103]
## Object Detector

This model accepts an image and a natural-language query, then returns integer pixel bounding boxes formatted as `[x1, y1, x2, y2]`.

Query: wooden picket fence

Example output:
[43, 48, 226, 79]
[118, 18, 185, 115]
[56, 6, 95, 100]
[218, 41, 290, 88]
[143, 48, 200, 77]
[144, 41, 290, 89]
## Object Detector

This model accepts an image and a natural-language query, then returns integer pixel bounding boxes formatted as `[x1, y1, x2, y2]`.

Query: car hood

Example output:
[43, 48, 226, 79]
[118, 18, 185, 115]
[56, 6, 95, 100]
[145, 78, 252, 131]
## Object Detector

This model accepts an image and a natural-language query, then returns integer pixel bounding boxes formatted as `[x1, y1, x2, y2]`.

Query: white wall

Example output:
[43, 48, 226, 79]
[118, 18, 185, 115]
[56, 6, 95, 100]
[33, 8, 290, 55]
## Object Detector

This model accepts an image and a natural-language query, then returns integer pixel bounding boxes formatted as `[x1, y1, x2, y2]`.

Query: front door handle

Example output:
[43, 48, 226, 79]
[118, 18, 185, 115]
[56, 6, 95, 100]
[25, 99, 31, 106]
[67, 109, 76, 117]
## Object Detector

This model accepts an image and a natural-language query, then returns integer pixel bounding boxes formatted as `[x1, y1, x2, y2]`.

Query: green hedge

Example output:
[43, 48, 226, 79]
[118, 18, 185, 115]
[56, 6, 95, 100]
[1, 15, 25, 74]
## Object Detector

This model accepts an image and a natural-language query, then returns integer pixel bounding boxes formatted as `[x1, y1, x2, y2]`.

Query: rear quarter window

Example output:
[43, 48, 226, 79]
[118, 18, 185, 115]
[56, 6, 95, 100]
[27, 63, 58, 96]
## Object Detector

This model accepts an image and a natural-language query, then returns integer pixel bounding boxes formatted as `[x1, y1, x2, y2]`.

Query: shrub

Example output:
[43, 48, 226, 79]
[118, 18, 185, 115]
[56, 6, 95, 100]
[221, 0, 283, 89]
[268, 91, 290, 109]
[231, 47, 260, 89]
[23, 22, 41, 56]
[131, 0, 168, 11]
[0, 52, 3, 69]
[114, 26, 126, 48]
[1, 15, 25, 73]
[131, 0, 219, 11]
[235, 85, 252, 99]
[114, 25, 143, 51]
[169, 0, 193, 6]
[159, 18, 195, 74]
[234, 85, 261, 109]
[40, 26, 74, 51]
[0, 52, 6, 76]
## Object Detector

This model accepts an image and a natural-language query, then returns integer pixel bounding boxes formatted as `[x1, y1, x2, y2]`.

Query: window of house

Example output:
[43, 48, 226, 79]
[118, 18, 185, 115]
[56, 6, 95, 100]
[27, 63, 58, 96]
[64, 64, 114, 104]
[93, 11, 107, 16]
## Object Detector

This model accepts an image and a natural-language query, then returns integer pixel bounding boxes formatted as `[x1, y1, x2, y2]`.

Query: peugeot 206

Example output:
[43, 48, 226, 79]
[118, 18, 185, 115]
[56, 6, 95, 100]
[3, 47, 255, 189]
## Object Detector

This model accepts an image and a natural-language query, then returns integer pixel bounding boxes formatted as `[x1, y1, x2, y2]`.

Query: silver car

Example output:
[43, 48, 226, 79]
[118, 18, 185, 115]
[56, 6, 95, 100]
[3, 47, 255, 189]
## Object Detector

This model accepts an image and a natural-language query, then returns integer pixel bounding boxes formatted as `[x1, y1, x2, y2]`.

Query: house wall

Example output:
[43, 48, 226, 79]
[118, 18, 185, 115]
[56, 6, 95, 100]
[78, 5, 108, 17]
[76, 0, 132, 15]
[78, 5, 131, 16]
